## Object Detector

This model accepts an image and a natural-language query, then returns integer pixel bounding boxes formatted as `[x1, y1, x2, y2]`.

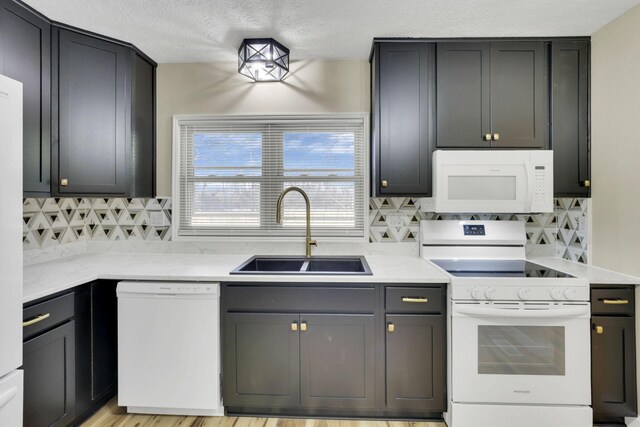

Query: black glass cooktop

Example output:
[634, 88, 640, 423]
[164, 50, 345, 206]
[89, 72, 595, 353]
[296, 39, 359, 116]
[430, 259, 576, 278]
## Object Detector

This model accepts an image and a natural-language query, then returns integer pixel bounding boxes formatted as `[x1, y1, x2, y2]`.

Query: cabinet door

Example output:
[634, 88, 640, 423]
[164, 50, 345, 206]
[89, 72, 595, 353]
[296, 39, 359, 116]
[551, 41, 590, 196]
[490, 42, 548, 148]
[436, 42, 491, 148]
[90, 282, 118, 401]
[224, 313, 300, 408]
[23, 321, 76, 427]
[386, 315, 445, 412]
[592, 316, 637, 420]
[54, 28, 130, 195]
[299, 314, 375, 409]
[377, 43, 435, 195]
[76, 282, 118, 418]
[0, 0, 51, 195]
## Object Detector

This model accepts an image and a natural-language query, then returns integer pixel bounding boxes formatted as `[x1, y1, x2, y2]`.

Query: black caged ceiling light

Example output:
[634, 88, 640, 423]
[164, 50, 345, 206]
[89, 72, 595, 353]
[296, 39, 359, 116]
[238, 38, 290, 82]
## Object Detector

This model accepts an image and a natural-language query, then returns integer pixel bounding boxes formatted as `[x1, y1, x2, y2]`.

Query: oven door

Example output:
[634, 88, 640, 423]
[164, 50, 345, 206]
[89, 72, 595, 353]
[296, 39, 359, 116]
[451, 301, 591, 406]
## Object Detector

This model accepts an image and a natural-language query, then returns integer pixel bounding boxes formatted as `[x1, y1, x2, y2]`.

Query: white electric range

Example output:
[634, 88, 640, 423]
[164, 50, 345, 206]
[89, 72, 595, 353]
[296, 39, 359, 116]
[420, 220, 592, 427]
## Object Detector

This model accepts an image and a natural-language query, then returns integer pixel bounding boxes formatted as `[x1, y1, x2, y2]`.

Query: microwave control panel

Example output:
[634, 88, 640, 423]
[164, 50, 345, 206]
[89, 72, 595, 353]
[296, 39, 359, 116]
[531, 162, 553, 212]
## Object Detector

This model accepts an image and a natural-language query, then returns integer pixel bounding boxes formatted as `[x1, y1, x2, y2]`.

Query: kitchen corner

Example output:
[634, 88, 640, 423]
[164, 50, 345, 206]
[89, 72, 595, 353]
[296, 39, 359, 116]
[4, 0, 640, 426]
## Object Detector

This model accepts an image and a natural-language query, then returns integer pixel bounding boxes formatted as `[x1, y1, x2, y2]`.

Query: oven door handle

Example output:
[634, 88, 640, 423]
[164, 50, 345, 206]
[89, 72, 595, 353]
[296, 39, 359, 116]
[455, 305, 590, 319]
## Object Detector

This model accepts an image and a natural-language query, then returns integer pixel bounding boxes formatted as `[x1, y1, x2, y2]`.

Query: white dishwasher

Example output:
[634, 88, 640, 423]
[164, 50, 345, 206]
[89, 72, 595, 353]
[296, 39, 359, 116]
[117, 281, 223, 416]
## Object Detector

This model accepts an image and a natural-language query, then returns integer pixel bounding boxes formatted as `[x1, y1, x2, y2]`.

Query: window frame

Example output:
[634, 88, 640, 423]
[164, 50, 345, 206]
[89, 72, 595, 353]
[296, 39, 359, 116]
[171, 113, 370, 242]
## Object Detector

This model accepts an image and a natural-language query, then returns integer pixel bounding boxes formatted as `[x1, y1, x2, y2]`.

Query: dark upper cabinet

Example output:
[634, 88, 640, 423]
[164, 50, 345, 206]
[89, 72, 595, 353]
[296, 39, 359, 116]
[53, 28, 130, 196]
[385, 314, 445, 412]
[551, 41, 590, 196]
[300, 314, 375, 409]
[51, 26, 156, 197]
[436, 41, 548, 149]
[436, 43, 491, 148]
[371, 42, 435, 196]
[591, 286, 637, 424]
[0, 0, 51, 196]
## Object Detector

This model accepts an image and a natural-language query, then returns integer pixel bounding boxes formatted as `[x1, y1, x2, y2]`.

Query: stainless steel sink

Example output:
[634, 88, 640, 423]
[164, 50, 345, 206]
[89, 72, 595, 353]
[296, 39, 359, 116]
[230, 255, 372, 275]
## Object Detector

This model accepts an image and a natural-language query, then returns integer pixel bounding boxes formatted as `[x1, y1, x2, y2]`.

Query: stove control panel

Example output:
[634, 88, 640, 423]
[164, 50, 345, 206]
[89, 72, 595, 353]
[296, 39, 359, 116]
[456, 283, 589, 302]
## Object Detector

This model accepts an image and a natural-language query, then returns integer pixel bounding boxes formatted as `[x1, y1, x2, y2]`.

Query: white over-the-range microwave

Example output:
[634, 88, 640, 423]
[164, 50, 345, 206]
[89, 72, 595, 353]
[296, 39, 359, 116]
[432, 150, 554, 214]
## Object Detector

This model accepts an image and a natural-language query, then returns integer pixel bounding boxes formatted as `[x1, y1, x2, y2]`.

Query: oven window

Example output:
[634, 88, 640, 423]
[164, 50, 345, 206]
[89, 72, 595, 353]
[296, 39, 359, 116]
[478, 326, 565, 375]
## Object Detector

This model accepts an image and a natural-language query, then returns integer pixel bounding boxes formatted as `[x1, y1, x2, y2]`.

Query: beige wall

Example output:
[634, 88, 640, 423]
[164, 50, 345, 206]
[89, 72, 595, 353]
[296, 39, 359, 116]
[591, 4, 640, 275]
[156, 60, 370, 196]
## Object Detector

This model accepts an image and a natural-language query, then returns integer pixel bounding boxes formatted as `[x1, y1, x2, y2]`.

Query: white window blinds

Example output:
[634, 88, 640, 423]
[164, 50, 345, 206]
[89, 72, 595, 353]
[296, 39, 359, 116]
[174, 115, 367, 238]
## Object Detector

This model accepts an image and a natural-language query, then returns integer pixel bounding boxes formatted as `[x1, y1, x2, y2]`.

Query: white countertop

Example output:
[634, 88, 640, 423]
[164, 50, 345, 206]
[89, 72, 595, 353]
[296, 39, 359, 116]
[531, 257, 640, 285]
[24, 250, 640, 304]
[23, 253, 450, 303]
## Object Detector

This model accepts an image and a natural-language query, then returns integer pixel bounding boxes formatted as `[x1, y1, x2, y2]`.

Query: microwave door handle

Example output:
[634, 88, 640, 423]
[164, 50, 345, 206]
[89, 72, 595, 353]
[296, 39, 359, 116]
[524, 160, 534, 211]
[455, 305, 589, 319]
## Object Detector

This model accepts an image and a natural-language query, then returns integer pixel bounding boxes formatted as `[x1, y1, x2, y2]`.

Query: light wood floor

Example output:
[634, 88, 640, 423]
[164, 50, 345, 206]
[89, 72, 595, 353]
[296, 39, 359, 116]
[81, 398, 447, 427]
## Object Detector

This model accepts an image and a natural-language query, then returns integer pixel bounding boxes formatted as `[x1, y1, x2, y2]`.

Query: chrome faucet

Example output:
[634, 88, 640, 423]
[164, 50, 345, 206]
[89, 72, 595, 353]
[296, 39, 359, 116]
[276, 186, 317, 257]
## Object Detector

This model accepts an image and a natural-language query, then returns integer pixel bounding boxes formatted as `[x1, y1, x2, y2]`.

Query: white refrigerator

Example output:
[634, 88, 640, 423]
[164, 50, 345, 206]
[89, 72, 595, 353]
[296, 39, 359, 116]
[0, 74, 24, 426]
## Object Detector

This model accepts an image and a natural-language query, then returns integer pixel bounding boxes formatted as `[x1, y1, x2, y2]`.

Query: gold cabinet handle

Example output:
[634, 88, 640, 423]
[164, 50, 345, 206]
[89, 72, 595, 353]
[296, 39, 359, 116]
[388, 323, 395, 333]
[22, 313, 50, 327]
[493, 133, 500, 141]
[484, 133, 492, 141]
[603, 299, 629, 305]
[381, 180, 388, 188]
[300, 322, 307, 332]
[581, 179, 591, 188]
[60, 178, 68, 187]
[291, 322, 298, 331]
[402, 297, 428, 303]
[595, 325, 604, 334]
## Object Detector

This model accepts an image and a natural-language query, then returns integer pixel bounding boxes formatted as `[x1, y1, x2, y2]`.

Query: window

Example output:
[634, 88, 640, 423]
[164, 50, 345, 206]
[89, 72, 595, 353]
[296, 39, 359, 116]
[173, 115, 367, 239]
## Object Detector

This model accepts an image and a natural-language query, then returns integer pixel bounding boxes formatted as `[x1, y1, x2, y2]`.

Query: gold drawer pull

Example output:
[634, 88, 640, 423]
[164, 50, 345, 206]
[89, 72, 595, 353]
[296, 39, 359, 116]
[603, 299, 629, 305]
[402, 297, 428, 303]
[291, 322, 298, 331]
[595, 325, 604, 334]
[581, 179, 591, 188]
[22, 313, 50, 327]
[388, 323, 395, 333]
[484, 133, 492, 141]
[300, 322, 307, 332]
[60, 178, 68, 187]
[493, 133, 500, 141]
[381, 179, 388, 188]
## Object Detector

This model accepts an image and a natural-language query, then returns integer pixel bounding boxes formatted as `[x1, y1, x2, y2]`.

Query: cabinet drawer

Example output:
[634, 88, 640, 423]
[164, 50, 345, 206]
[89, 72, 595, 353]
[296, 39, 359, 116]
[23, 292, 74, 340]
[225, 285, 375, 313]
[386, 286, 444, 313]
[591, 288, 635, 316]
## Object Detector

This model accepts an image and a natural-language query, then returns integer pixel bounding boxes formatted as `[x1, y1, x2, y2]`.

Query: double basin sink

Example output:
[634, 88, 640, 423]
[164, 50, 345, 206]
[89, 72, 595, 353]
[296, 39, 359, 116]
[230, 255, 372, 275]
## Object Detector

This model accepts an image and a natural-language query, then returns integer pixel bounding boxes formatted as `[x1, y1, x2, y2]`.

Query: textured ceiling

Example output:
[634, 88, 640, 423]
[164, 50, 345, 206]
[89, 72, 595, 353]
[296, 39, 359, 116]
[23, 0, 640, 63]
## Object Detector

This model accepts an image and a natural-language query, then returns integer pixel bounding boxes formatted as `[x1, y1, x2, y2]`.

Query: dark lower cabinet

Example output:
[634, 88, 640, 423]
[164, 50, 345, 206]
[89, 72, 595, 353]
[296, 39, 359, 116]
[551, 41, 590, 196]
[224, 313, 300, 408]
[23, 292, 76, 427]
[74, 281, 118, 423]
[591, 286, 637, 425]
[300, 314, 375, 409]
[385, 314, 445, 411]
[23, 281, 118, 427]
[222, 282, 446, 418]
[0, 0, 51, 196]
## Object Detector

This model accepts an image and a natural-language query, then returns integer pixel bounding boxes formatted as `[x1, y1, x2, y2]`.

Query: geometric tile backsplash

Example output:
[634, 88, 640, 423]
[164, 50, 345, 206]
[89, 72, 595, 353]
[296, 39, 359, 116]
[368, 197, 589, 263]
[23, 196, 588, 264]
[23, 197, 172, 250]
